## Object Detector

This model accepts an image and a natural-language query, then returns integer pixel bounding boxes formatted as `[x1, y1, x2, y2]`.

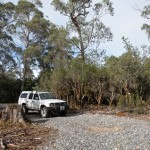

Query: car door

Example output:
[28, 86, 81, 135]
[32, 93, 40, 110]
[26, 93, 33, 109]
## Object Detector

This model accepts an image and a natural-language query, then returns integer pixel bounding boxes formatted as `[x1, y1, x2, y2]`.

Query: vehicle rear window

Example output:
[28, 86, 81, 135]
[20, 93, 28, 98]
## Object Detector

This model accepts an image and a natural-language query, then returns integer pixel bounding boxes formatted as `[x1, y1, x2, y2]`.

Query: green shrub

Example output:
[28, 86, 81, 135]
[117, 95, 126, 110]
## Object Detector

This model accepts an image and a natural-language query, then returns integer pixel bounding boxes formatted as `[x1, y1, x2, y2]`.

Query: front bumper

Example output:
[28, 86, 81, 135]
[48, 105, 69, 114]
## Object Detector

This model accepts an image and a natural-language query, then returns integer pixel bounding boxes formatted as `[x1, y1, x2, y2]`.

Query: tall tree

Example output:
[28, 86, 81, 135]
[0, 2, 17, 76]
[9, 0, 50, 90]
[36, 24, 73, 72]
[51, 0, 114, 61]
[35, 24, 74, 91]
[105, 38, 143, 107]
[141, 4, 150, 39]
[104, 55, 119, 106]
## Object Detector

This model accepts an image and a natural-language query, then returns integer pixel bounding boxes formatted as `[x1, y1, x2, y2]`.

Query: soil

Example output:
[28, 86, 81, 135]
[0, 121, 58, 150]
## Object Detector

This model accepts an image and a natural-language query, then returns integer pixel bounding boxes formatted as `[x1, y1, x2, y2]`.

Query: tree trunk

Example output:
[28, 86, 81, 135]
[21, 61, 26, 91]
[71, 17, 85, 61]
[0, 104, 27, 126]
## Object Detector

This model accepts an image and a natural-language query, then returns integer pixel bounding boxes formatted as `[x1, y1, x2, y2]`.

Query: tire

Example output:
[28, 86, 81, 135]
[22, 105, 28, 114]
[40, 107, 49, 118]
[59, 111, 66, 116]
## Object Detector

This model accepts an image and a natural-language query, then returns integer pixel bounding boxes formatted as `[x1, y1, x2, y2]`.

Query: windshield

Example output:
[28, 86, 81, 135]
[39, 92, 56, 100]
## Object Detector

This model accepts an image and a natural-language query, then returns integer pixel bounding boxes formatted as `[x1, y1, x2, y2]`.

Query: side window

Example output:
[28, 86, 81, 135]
[29, 93, 33, 99]
[33, 94, 39, 100]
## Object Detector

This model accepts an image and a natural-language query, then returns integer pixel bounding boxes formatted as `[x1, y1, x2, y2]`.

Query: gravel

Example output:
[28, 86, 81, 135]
[36, 113, 150, 150]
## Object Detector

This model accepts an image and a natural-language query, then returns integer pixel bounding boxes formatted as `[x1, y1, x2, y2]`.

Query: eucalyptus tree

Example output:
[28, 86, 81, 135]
[36, 24, 75, 93]
[105, 38, 143, 107]
[120, 39, 143, 106]
[89, 66, 108, 105]
[140, 2, 150, 102]
[0, 2, 17, 76]
[104, 55, 120, 106]
[41, 24, 74, 71]
[49, 58, 101, 107]
[141, 4, 150, 39]
[51, 0, 114, 61]
[137, 45, 150, 101]
[9, 0, 50, 90]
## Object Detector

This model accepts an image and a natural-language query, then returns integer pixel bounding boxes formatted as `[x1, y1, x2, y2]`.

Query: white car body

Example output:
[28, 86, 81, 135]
[18, 91, 69, 117]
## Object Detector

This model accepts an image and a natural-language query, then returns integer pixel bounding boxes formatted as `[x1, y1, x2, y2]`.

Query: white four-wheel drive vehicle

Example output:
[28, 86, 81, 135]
[18, 91, 69, 118]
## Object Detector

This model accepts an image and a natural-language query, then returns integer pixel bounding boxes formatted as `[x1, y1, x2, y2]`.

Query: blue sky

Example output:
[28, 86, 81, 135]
[3, 0, 150, 57]
[41, 0, 150, 57]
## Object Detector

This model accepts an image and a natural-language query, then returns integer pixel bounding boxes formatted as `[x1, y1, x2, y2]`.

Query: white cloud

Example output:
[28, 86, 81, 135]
[100, 0, 150, 56]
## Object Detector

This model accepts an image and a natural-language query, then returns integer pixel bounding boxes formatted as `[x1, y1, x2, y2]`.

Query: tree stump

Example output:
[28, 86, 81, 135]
[0, 104, 27, 126]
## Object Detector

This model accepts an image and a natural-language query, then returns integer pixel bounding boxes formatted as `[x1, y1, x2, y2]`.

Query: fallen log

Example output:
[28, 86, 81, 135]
[6, 143, 21, 149]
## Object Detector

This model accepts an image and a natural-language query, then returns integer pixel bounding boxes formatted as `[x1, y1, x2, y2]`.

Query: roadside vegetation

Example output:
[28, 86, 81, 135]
[0, 0, 150, 114]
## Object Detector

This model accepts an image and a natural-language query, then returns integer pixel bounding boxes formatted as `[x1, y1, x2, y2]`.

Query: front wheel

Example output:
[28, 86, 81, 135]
[59, 111, 66, 116]
[21, 105, 28, 114]
[40, 107, 49, 118]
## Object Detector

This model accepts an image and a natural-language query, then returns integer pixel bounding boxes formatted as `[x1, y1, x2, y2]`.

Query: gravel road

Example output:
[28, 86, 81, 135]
[33, 112, 150, 150]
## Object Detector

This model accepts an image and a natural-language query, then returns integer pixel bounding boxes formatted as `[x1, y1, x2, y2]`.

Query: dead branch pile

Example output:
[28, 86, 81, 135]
[0, 121, 58, 150]
[0, 104, 58, 150]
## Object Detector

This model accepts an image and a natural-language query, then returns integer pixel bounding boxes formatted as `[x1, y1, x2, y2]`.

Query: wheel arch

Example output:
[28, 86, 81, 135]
[40, 105, 46, 109]
[22, 103, 26, 106]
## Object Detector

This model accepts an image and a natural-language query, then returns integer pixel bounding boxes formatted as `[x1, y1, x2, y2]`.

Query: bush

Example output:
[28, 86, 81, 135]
[117, 95, 126, 110]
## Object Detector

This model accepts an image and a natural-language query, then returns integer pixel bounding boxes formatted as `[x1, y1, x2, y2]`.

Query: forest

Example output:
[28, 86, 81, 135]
[0, 0, 150, 112]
